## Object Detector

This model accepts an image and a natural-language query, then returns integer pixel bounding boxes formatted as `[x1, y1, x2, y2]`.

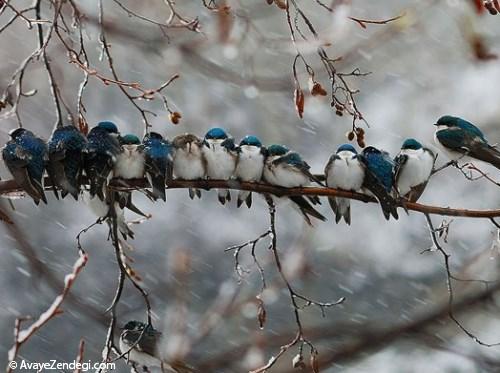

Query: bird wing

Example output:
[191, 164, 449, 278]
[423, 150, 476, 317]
[393, 153, 408, 188]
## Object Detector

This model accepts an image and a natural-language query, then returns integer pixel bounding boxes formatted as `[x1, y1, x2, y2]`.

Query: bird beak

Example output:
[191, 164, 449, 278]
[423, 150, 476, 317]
[432, 122, 438, 126]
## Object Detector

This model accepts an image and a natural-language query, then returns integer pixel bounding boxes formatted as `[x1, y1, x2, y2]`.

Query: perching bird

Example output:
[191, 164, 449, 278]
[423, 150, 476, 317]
[113, 133, 146, 212]
[263, 144, 326, 225]
[434, 115, 500, 169]
[119, 321, 195, 373]
[394, 138, 435, 202]
[324, 144, 364, 225]
[234, 135, 266, 208]
[202, 127, 237, 205]
[84, 121, 121, 200]
[360, 146, 399, 220]
[2, 128, 48, 205]
[46, 125, 87, 200]
[143, 132, 173, 202]
[172, 133, 206, 200]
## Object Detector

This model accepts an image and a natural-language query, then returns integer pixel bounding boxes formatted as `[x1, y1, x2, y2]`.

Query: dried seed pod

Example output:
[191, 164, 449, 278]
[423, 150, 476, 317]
[294, 87, 305, 118]
[170, 111, 182, 125]
[257, 301, 266, 329]
[310, 82, 327, 97]
[346, 131, 355, 141]
[355, 127, 365, 136]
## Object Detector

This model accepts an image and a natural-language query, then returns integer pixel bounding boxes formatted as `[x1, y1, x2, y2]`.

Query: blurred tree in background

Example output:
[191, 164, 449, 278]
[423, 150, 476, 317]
[1, 1, 500, 372]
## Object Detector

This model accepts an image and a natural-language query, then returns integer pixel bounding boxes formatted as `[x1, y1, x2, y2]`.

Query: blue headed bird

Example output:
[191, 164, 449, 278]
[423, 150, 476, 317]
[2, 128, 48, 205]
[360, 146, 399, 220]
[143, 132, 174, 202]
[47, 125, 87, 200]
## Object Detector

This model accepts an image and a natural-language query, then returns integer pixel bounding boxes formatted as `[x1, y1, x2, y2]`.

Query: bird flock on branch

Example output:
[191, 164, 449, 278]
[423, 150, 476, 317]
[2, 115, 500, 238]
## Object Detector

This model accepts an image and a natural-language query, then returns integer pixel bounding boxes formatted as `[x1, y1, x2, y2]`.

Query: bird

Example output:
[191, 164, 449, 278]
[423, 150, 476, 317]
[143, 131, 174, 202]
[324, 144, 364, 225]
[83, 121, 121, 200]
[234, 135, 266, 208]
[46, 125, 87, 200]
[360, 146, 399, 220]
[202, 127, 237, 205]
[119, 320, 195, 373]
[172, 133, 206, 200]
[263, 144, 326, 225]
[119, 320, 163, 370]
[434, 115, 500, 169]
[112, 133, 146, 213]
[394, 138, 435, 202]
[2, 128, 48, 205]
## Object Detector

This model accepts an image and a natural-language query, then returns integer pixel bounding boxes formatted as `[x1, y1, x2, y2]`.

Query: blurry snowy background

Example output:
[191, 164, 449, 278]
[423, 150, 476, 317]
[1, 0, 500, 371]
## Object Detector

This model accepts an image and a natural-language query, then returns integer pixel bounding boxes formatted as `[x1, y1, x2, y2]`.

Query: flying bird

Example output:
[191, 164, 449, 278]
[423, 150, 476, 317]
[324, 144, 364, 224]
[394, 138, 435, 202]
[2, 128, 48, 205]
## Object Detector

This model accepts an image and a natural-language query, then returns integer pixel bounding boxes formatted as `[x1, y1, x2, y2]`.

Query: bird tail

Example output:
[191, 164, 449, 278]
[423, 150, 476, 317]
[471, 144, 500, 170]
[188, 188, 202, 200]
[217, 188, 231, 205]
[328, 197, 351, 225]
[363, 173, 398, 220]
[237, 190, 252, 208]
[289, 195, 327, 226]
[147, 173, 167, 201]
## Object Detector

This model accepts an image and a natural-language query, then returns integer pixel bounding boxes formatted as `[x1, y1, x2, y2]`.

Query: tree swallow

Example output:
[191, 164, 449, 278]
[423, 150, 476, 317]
[202, 127, 237, 205]
[360, 146, 399, 220]
[263, 144, 326, 225]
[172, 133, 206, 200]
[434, 115, 500, 169]
[119, 320, 163, 370]
[234, 135, 266, 208]
[2, 128, 48, 205]
[46, 125, 87, 200]
[324, 144, 364, 225]
[143, 132, 173, 202]
[84, 121, 121, 200]
[394, 138, 435, 202]
[119, 320, 195, 372]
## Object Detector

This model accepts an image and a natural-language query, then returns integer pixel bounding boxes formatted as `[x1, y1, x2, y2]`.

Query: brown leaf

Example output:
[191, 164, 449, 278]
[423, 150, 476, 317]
[471, 34, 498, 60]
[257, 300, 266, 329]
[294, 87, 305, 118]
[310, 351, 319, 373]
[274, 0, 287, 10]
[170, 111, 182, 125]
[78, 116, 88, 136]
[311, 82, 327, 97]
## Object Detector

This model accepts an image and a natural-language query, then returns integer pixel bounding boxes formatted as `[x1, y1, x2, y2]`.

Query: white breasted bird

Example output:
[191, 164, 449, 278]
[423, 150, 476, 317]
[202, 127, 237, 205]
[263, 144, 326, 225]
[394, 138, 435, 202]
[324, 144, 364, 225]
[172, 133, 206, 199]
[234, 135, 266, 208]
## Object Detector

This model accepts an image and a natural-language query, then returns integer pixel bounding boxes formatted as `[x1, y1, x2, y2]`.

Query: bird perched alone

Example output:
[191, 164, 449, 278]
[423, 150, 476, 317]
[46, 125, 87, 200]
[2, 128, 48, 205]
[360, 146, 399, 220]
[172, 133, 206, 200]
[434, 115, 500, 169]
[234, 135, 266, 208]
[143, 132, 173, 202]
[394, 138, 435, 202]
[202, 127, 237, 205]
[119, 320, 195, 372]
[84, 121, 121, 200]
[324, 144, 364, 225]
[263, 144, 326, 225]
